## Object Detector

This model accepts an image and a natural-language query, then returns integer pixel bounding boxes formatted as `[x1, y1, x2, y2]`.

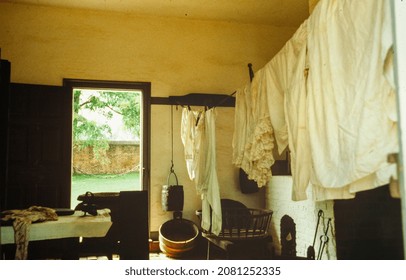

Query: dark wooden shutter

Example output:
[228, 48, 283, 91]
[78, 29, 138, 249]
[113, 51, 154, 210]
[4, 83, 72, 209]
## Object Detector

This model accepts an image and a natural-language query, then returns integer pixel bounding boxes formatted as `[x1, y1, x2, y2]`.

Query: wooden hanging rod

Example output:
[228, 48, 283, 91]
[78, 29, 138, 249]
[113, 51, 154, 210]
[151, 93, 235, 108]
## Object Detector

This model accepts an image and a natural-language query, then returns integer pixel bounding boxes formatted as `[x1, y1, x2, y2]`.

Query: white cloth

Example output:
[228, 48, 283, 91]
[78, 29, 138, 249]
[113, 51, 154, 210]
[263, 33, 293, 155]
[181, 108, 222, 235]
[278, 20, 311, 201]
[233, 84, 254, 174]
[244, 69, 276, 187]
[181, 108, 201, 180]
[1, 206, 58, 260]
[232, 85, 250, 168]
[200, 109, 222, 235]
[306, 0, 398, 200]
[233, 71, 276, 188]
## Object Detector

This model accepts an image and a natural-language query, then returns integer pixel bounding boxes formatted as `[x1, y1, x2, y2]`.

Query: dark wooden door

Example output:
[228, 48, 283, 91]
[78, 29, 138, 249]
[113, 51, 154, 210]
[1, 59, 11, 213]
[4, 83, 72, 209]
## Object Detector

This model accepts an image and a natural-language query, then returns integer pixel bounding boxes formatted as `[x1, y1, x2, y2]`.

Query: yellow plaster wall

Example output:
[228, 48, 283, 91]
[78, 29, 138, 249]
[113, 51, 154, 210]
[0, 2, 300, 231]
[309, 0, 321, 14]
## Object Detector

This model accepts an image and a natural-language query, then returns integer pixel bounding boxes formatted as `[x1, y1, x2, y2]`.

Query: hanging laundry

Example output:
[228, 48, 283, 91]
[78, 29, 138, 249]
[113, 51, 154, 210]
[262, 44, 290, 156]
[199, 109, 222, 235]
[181, 107, 222, 235]
[232, 85, 250, 169]
[253, 19, 312, 201]
[241, 69, 276, 187]
[233, 83, 259, 176]
[273, 20, 311, 201]
[181, 108, 200, 180]
[306, 0, 398, 200]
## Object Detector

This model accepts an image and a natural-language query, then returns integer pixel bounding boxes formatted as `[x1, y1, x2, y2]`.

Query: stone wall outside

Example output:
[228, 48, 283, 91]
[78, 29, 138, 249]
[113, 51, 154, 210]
[73, 141, 140, 175]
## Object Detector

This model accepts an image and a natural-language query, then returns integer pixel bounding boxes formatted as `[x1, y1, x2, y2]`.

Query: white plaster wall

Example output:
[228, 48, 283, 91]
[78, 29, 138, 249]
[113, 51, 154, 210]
[0, 2, 299, 231]
[266, 176, 337, 259]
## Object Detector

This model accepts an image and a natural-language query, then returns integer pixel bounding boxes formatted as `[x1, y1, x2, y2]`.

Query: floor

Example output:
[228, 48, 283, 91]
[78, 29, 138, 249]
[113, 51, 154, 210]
[149, 252, 175, 260]
[78, 238, 208, 260]
[78, 236, 275, 260]
[79, 253, 181, 260]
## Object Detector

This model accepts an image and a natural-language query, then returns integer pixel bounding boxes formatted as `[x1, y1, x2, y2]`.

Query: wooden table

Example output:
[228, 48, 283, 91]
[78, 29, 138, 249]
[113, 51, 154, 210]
[1, 209, 112, 245]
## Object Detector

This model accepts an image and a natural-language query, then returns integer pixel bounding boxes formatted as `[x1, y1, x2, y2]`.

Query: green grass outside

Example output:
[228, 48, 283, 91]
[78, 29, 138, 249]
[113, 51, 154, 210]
[71, 171, 141, 208]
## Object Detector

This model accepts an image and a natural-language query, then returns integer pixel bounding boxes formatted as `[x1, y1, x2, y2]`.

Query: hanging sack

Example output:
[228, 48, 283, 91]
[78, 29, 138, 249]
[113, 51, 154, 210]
[161, 170, 184, 211]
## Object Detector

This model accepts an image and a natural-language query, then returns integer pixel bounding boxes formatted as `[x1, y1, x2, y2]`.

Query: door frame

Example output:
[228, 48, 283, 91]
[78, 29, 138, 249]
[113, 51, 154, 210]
[390, 0, 406, 258]
[63, 79, 151, 193]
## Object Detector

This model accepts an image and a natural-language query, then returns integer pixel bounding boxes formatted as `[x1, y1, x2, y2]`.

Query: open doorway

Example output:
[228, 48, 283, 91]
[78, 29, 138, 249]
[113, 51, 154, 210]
[70, 88, 142, 207]
[63, 79, 151, 209]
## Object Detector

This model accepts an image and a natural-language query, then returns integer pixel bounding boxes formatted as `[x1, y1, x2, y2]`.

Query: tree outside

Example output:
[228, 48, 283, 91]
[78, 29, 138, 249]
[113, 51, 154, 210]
[71, 89, 141, 207]
[73, 89, 141, 164]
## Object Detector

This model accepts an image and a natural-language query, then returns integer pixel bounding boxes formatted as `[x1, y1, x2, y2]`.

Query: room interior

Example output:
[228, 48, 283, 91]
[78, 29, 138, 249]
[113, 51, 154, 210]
[0, 0, 405, 260]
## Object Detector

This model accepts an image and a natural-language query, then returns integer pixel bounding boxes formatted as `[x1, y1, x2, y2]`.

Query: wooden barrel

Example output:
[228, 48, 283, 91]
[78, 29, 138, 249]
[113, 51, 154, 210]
[158, 218, 199, 258]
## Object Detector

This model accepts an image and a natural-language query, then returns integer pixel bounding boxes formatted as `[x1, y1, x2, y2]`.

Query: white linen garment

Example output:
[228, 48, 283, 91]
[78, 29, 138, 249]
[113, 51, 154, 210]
[232, 85, 250, 169]
[233, 70, 276, 188]
[263, 51, 289, 155]
[197, 109, 222, 235]
[181, 108, 222, 235]
[277, 20, 312, 201]
[181, 108, 200, 180]
[306, 0, 398, 200]
[244, 69, 276, 187]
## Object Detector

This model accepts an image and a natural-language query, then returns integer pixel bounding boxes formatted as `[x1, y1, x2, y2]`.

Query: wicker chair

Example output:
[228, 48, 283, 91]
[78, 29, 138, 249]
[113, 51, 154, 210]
[196, 199, 273, 259]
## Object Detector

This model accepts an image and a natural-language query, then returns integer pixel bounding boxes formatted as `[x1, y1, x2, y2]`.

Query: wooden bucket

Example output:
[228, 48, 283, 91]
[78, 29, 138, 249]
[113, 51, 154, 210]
[161, 170, 184, 211]
[158, 216, 199, 258]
